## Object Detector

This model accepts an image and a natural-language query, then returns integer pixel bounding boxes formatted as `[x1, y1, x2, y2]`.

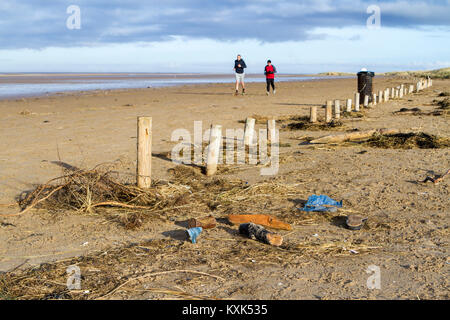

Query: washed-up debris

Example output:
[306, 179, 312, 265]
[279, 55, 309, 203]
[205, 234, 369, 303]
[188, 215, 217, 229]
[422, 169, 450, 184]
[309, 128, 400, 144]
[239, 223, 283, 246]
[436, 98, 450, 109]
[302, 195, 343, 212]
[228, 214, 292, 231]
[345, 215, 368, 230]
[186, 227, 203, 244]
[364, 132, 450, 149]
[394, 107, 423, 115]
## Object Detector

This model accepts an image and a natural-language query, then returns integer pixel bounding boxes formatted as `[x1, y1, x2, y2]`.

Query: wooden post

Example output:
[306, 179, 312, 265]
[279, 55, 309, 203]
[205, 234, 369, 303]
[399, 87, 403, 98]
[310, 106, 317, 123]
[206, 125, 222, 176]
[378, 90, 383, 103]
[334, 100, 340, 119]
[137, 117, 152, 188]
[409, 85, 414, 94]
[416, 81, 421, 92]
[373, 94, 377, 106]
[267, 119, 276, 144]
[346, 99, 352, 112]
[354, 93, 360, 112]
[364, 95, 369, 108]
[325, 100, 333, 123]
[244, 118, 256, 146]
[385, 89, 389, 102]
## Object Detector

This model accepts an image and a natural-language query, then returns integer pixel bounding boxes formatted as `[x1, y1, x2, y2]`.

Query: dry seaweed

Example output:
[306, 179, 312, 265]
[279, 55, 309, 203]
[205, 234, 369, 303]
[0, 233, 381, 300]
[284, 119, 345, 131]
[436, 98, 450, 110]
[8, 164, 308, 230]
[394, 107, 423, 115]
[342, 111, 365, 118]
[363, 133, 450, 149]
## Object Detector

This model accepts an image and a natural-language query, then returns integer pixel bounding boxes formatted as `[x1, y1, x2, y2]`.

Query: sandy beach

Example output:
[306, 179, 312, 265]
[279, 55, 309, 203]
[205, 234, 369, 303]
[0, 77, 449, 300]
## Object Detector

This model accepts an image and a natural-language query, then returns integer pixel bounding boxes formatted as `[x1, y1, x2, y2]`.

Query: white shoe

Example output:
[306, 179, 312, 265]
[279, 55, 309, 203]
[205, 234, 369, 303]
[266, 92, 270, 96]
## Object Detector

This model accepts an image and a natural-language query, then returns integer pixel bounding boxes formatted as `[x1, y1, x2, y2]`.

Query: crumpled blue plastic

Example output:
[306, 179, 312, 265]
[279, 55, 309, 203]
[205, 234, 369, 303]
[186, 227, 203, 244]
[301, 195, 343, 212]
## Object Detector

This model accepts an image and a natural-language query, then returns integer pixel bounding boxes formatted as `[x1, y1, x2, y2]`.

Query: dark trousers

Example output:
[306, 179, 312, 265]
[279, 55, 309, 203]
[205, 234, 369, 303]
[266, 78, 275, 92]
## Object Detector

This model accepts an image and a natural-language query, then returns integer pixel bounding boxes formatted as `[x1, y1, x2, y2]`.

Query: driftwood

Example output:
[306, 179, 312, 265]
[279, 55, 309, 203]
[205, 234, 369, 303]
[422, 169, 450, 184]
[239, 223, 283, 246]
[228, 214, 292, 231]
[309, 128, 401, 144]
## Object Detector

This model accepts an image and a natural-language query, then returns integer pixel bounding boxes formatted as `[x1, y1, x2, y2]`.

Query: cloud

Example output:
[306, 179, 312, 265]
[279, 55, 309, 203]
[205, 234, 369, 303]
[0, 0, 449, 49]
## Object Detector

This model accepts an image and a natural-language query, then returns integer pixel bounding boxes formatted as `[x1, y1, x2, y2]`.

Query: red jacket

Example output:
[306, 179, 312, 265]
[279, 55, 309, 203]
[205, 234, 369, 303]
[264, 65, 277, 79]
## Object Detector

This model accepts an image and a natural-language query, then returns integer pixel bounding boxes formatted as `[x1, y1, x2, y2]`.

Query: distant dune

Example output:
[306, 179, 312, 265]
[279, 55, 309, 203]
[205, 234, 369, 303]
[381, 68, 450, 79]
[317, 68, 450, 79]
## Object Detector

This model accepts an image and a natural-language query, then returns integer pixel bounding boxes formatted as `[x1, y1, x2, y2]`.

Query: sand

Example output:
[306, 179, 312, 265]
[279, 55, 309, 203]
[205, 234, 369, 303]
[0, 77, 449, 300]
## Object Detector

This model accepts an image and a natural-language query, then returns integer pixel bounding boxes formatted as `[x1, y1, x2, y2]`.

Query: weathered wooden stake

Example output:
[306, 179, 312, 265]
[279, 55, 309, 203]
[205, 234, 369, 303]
[334, 100, 341, 119]
[364, 95, 369, 108]
[206, 125, 222, 176]
[373, 93, 377, 106]
[310, 106, 317, 123]
[409, 85, 414, 94]
[399, 87, 403, 98]
[244, 118, 256, 146]
[325, 100, 333, 123]
[137, 116, 152, 188]
[378, 90, 383, 103]
[346, 99, 352, 112]
[354, 93, 360, 112]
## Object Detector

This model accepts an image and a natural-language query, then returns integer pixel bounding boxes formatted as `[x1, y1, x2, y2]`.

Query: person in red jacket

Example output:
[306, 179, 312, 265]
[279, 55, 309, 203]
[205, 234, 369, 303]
[264, 60, 277, 95]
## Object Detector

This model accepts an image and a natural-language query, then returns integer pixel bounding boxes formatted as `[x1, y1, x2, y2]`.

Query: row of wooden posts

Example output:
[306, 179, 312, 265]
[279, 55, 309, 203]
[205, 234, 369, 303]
[309, 77, 433, 123]
[137, 77, 433, 188]
[136, 117, 278, 188]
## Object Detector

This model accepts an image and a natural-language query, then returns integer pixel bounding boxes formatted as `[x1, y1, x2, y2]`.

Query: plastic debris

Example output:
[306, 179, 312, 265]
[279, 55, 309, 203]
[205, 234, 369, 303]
[186, 227, 203, 244]
[302, 195, 343, 212]
[422, 169, 449, 184]
[239, 223, 283, 246]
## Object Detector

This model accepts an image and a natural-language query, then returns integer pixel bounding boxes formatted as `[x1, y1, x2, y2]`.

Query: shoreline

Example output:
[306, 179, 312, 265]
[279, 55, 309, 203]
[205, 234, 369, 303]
[0, 74, 354, 100]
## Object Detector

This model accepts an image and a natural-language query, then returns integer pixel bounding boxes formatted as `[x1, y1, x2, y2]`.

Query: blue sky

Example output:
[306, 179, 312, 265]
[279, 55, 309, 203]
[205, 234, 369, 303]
[0, 0, 449, 73]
